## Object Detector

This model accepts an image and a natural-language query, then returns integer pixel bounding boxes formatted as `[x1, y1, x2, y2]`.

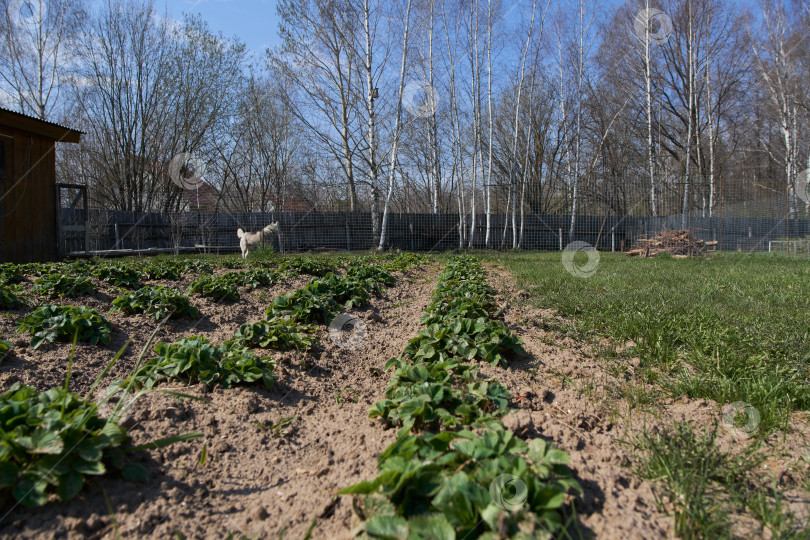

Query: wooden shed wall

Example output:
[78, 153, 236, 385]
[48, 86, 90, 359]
[0, 126, 59, 263]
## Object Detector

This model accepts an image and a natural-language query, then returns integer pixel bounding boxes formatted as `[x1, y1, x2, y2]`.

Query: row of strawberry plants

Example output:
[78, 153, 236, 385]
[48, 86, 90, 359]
[341, 256, 579, 539]
[96, 254, 428, 416]
[0, 338, 202, 508]
[0, 255, 427, 509]
[265, 254, 425, 325]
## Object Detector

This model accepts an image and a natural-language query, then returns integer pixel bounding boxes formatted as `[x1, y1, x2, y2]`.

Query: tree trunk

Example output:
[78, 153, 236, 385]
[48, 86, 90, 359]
[378, 0, 412, 250]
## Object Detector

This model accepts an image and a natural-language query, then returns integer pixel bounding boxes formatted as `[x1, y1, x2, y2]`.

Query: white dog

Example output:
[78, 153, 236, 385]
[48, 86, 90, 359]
[237, 222, 279, 258]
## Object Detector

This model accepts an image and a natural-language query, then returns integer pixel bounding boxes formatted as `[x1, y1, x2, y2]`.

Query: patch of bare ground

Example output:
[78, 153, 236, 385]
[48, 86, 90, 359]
[0, 263, 440, 539]
[481, 262, 810, 539]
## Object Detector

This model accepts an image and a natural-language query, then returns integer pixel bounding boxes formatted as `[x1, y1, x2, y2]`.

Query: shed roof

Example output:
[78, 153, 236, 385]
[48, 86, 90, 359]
[0, 107, 83, 143]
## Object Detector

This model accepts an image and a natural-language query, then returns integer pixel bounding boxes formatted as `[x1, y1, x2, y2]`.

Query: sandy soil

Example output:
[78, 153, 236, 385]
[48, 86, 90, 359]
[0, 264, 439, 539]
[1, 260, 807, 539]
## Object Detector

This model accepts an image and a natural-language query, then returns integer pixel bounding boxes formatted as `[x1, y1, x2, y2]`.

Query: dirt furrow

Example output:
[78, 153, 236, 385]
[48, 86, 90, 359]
[0, 264, 439, 539]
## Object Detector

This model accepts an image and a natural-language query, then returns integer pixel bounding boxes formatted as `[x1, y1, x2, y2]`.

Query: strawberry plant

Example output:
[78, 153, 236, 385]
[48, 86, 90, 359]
[188, 275, 240, 301]
[17, 262, 49, 277]
[0, 383, 144, 507]
[142, 262, 183, 281]
[383, 252, 429, 272]
[404, 318, 522, 366]
[0, 264, 25, 286]
[421, 296, 492, 324]
[344, 256, 565, 537]
[345, 265, 396, 288]
[120, 336, 275, 390]
[234, 317, 316, 351]
[0, 286, 24, 310]
[92, 264, 143, 289]
[280, 256, 339, 277]
[0, 339, 11, 362]
[320, 273, 372, 308]
[0, 381, 200, 508]
[266, 281, 342, 323]
[180, 259, 214, 275]
[341, 427, 580, 539]
[225, 268, 282, 288]
[31, 274, 95, 298]
[18, 305, 112, 350]
[221, 258, 248, 269]
[68, 259, 97, 275]
[370, 357, 510, 433]
[112, 286, 199, 321]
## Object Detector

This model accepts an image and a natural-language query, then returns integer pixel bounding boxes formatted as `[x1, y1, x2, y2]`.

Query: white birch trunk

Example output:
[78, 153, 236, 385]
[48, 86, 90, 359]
[364, 0, 379, 242]
[681, 2, 694, 230]
[378, 0, 413, 250]
[568, 0, 585, 241]
[508, 0, 537, 248]
[644, 0, 657, 217]
[484, 0, 493, 247]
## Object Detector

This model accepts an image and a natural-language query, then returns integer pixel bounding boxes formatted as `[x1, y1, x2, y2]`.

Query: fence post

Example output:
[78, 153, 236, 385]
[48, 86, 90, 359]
[611, 230, 615, 252]
[114, 223, 120, 250]
[558, 228, 562, 250]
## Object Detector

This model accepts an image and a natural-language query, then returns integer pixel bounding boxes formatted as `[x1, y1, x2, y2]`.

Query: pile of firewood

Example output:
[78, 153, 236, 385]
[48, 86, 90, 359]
[625, 230, 718, 258]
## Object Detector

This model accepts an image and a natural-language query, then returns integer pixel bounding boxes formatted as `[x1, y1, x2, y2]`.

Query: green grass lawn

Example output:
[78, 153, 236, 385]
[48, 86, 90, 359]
[489, 251, 810, 434]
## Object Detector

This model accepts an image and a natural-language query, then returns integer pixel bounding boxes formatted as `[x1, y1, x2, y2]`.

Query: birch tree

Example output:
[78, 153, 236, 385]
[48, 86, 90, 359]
[0, 0, 84, 120]
[378, 0, 412, 249]
[752, 0, 803, 214]
[274, 0, 363, 211]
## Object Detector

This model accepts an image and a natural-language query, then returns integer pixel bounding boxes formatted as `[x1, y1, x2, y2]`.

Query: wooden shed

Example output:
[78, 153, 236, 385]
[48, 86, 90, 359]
[0, 108, 83, 263]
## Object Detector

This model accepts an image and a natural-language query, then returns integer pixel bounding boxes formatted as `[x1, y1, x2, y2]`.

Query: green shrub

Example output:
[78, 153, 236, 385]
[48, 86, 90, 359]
[0, 384, 142, 507]
[187, 275, 239, 301]
[0, 264, 25, 286]
[384, 252, 429, 272]
[142, 262, 183, 281]
[0, 286, 24, 310]
[17, 262, 49, 277]
[180, 260, 213, 275]
[119, 336, 275, 390]
[225, 268, 283, 288]
[68, 259, 97, 275]
[112, 286, 199, 321]
[370, 357, 510, 432]
[342, 427, 580, 539]
[266, 280, 342, 323]
[404, 318, 523, 367]
[280, 256, 339, 277]
[18, 305, 112, 350]
[221, 258, 248, 269]
[31, 274, 95, 298]
[234, 317, 316, 351]
[92, 265, 143, 289]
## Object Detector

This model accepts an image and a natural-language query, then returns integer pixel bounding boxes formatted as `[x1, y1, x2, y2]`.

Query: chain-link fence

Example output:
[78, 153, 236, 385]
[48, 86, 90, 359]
[57, 207, 809, 256]
[54, 167, 810, 255]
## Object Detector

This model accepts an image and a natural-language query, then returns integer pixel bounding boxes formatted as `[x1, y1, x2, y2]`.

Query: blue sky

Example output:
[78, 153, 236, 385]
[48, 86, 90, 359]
[161, 0, 282, 55]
